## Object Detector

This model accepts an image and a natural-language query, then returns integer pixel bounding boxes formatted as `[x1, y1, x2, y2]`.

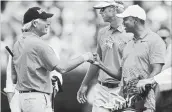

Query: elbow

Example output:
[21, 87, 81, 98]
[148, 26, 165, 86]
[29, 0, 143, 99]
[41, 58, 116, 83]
[54, 65, 68, 74]
[59, 70, 66, 74]
[59, 68, 68, 74]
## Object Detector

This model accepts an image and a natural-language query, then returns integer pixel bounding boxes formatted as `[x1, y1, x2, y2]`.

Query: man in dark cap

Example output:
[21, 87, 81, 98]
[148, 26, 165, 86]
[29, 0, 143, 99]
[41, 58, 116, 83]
[11, 7, 95, 112]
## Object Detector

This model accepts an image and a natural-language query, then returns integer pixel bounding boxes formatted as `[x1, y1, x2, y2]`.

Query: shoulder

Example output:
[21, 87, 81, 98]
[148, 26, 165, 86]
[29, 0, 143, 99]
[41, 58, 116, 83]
[98, 25, 109, 34]
[147, 30, 164, 44]
[35, 40, 51, 51]
[97, 25, 109, 42]
[13, 35, 23, 49]
[119, 31, 134, 44]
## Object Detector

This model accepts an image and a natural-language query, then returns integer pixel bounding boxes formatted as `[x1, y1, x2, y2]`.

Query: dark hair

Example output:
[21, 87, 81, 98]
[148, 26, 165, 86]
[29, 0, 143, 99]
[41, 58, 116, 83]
[110, 1, 124, 14]
[115, 1, 124, 5]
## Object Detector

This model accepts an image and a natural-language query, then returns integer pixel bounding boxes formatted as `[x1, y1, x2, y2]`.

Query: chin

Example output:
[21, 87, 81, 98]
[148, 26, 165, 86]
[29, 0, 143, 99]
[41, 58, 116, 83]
[41, 32, 47, 36]
[102, 18, 108, 22]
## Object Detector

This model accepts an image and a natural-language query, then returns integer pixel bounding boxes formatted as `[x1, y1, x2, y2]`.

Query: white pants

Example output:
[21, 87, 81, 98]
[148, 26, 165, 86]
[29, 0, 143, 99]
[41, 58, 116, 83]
[91, 84, 120, 112]
[10, 90, 52, 112]
[9, 90, 21, 112]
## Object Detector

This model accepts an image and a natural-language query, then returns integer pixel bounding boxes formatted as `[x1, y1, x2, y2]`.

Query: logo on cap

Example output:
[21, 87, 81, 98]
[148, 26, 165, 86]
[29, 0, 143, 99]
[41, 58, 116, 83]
[37, 9, 44, 14]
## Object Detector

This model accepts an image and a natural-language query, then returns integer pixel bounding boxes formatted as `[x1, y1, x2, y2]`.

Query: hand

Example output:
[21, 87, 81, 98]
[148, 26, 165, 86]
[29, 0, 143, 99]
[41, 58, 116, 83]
[50, 71, 63, 85]
[77, 85, 88, 104]
[91, 53, 102, 66]
[87, 53, 102, 67]
[82, 52, 94, 62]
[103, 92, 126, 111]
[136, 78, 153, 93]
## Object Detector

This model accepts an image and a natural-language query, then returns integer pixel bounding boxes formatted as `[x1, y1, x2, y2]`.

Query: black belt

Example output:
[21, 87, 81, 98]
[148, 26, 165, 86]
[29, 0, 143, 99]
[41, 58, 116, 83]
[98, 81, 118, 88]
[19, 90, 50, 95]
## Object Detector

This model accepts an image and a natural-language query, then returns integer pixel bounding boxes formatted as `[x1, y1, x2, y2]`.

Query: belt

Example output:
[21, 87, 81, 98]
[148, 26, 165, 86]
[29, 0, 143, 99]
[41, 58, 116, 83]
[19, 90, 50, 95]
[98, 80, 118, 88]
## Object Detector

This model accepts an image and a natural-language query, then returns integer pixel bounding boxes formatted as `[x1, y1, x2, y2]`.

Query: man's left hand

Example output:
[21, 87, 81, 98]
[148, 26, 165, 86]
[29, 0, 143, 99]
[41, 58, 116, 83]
[136, 78, 153, 93]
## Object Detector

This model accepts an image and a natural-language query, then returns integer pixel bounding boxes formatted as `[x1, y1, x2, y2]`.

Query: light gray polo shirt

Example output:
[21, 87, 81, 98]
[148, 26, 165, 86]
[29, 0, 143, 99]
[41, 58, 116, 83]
[121, 29, 166, 110]
[97, 25, 133, 83]
[13, 32, 59, 94]
[121, 29, 166, 81]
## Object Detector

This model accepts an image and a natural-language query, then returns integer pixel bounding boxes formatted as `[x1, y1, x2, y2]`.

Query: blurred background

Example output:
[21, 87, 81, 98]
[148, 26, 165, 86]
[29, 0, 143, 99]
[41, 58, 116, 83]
[1, 0, 171, 112]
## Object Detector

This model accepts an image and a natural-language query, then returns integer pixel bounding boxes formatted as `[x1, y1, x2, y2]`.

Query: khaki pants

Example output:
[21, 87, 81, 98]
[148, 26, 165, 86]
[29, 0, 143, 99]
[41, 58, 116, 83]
[91, 83, 120, 112]
[9, 90, 21, 112]
[10, 92, 52, 112]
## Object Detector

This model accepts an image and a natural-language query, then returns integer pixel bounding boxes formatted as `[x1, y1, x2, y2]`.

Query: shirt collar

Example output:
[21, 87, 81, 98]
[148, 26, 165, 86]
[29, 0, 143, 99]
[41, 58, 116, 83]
[23, 32, 40, 38]
[139, 29, 148, 39]
[133, 28, 150, 41]
[109, 25, 124, 33]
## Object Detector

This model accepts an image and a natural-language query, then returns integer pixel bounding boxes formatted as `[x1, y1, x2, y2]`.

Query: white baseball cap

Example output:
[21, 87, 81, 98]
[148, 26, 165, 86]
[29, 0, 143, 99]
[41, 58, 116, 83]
[116, 5, 146, 21]
[93, 1, 124, 9]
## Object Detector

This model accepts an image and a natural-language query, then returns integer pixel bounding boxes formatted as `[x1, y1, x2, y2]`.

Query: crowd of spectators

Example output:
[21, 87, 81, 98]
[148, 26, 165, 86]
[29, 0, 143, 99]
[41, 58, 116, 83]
[1, 0, 171, 74]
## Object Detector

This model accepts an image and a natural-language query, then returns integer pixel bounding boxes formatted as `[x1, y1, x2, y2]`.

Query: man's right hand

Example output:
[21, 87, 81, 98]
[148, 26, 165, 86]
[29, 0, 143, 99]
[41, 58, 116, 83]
[82, 52, 98, 63]
[77, 85, 88, 104]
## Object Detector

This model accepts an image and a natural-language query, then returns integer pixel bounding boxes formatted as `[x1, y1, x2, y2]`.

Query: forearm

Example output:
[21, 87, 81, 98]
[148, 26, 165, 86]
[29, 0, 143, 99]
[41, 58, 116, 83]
[55, 56, 85, 74]
[81, 64, 99, 86]
[98, 62, 121, 80]
[148, 77, 157, 85]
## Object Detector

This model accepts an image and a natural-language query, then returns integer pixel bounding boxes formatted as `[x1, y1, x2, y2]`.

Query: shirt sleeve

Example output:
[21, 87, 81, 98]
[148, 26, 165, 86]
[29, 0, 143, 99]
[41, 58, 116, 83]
[149, 37, 166, 64]
[38, 44, 59, 71]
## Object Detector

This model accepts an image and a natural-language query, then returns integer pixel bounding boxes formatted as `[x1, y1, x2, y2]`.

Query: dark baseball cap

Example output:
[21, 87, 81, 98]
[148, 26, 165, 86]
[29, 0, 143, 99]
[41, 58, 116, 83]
[23, 7, 53, 24]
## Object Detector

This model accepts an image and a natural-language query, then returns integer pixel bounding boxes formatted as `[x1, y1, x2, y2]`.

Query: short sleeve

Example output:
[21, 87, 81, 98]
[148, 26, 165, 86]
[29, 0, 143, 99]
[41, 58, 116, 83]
[149, 37, 166, 64]
[38, 44, 59, 71]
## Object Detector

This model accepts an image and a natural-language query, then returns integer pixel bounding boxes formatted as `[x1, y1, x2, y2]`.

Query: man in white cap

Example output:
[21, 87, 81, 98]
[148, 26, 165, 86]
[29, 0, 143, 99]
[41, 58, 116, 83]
[77, 1, 132, 112]
[116, 5, 166, 112]
[11, 7, 96, 112]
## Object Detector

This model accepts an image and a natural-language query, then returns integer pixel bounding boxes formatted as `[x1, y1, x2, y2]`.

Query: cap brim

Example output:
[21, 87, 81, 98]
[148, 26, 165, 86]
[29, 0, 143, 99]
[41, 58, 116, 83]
[93, 2, 110, 9]
[116, 13, 129, 18]
[41, 12, 54, 19]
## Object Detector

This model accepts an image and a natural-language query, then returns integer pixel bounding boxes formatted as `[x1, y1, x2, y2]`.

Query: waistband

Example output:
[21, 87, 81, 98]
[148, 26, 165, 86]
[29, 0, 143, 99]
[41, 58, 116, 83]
[98, 80, 119, 88]
[19, 90, 50, 95]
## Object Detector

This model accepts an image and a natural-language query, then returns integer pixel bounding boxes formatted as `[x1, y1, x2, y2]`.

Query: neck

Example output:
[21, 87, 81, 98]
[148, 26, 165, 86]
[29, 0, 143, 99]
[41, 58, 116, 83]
[133, 24, 146, 38]
[30, 28, 42, 37]
[166, 40, 171, 48]
[110, 17, 122, 29]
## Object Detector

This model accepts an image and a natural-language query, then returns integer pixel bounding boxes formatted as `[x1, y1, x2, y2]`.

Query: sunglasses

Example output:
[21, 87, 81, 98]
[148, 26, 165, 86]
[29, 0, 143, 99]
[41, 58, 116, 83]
[100, 7, 106, 12]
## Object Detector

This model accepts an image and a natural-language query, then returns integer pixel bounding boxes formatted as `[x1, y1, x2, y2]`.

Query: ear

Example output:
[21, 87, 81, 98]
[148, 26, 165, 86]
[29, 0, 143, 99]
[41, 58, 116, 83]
[133, 19, 138, 26]
[32, 20, 38, 28]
